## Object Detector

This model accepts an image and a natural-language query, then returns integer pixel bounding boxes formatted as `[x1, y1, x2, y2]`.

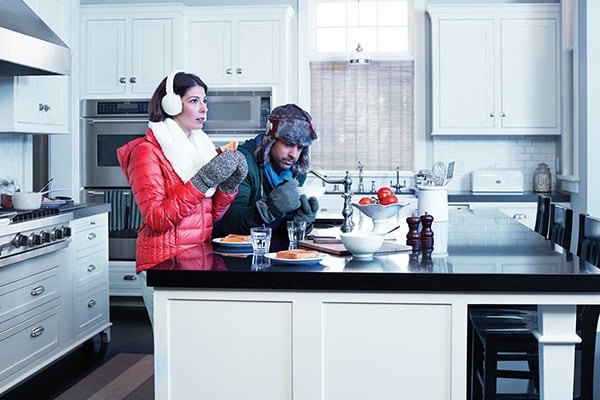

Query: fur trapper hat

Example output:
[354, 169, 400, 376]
[255, 104, 318, 175]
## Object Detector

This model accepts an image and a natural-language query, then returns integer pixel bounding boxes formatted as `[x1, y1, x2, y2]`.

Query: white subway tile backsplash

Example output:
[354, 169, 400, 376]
[0, 135, 30, 190]
[433, 135, 558, 192]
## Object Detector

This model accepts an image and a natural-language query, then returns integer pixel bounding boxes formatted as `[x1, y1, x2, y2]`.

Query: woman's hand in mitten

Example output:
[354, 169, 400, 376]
[292, 195, 320, 225]
[219, 152, 248, 194]
[190, 151, 238, 194]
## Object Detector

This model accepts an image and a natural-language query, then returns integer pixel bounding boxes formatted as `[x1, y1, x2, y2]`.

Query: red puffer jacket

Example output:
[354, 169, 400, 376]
[117, 128, 236, 273]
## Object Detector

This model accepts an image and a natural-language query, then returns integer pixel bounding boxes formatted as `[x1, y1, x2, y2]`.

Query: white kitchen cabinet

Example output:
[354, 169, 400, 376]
[428, 4, 561, 135]
[0, 0, 70, 134]
[80, 4, 184, 98]
[109, 260, 141, 297]
[69, 213, 110, 340]
[185, 6, 294, 104]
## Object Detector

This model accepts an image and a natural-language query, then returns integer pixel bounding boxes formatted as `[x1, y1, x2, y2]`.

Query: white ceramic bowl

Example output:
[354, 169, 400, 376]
[297, 185, 326, 200]
[11, 192, 42, 210]
[352, 202, 409, 220]
[340, 231, 384, 259]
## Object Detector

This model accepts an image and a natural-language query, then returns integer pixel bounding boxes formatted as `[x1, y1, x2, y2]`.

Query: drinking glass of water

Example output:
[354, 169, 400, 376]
[287, 221, 307, 250]
[250, 226, 272, 255]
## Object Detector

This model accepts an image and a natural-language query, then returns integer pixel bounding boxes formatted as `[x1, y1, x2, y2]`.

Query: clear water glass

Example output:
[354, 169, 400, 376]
[287, 221, 307, 249]
[250, 226, 272, 254]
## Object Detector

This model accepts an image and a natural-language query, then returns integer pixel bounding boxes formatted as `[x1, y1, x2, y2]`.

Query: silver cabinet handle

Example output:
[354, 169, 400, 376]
[87, 264, 96, 272]
[489, 112, 495, 117]
[500, 112, 506, 117]
[30, 326, 45, 337]
[129, 77, 136, 83]
[119, 77, 126, 84]
[87, 232, 96, 240]
[225, 68, 233, 75]
[31, 285, 45, 296]
[123, 274, 137, 281]
[87, 299, 96, 308]
[236, 68, 242, 74]
[39, 103, 45, 111]
[512, 213, 527, 219]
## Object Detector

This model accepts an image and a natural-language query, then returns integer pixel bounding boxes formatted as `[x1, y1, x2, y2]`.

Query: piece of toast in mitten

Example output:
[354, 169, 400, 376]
[216, 141, 238, 154]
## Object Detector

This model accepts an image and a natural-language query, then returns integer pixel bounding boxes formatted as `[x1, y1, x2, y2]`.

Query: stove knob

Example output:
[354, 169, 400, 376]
[62, 226, 72, 238]
[54, 228, 64, 240]
[30, 234, 42, 246]
[13, 234, 28, 248]
[41, 231, 51, 243]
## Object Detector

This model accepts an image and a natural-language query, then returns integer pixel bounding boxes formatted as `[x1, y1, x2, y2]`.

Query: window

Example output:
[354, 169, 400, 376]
[308, 0, 414, 170]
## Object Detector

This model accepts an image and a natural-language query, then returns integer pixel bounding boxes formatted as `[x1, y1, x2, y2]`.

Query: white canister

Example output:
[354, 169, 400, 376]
[417, 185, 449, 222]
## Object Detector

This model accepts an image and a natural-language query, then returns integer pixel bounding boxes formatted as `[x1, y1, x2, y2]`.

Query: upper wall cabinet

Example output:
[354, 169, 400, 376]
[428, 4, 561, 135]
[185, 6, 294, 104]
[80, 5, 184, 98]
[0, 0, 71, 134]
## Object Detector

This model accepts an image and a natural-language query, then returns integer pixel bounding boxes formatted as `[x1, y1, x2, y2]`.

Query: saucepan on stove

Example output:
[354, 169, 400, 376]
[11, 189, 68, 210]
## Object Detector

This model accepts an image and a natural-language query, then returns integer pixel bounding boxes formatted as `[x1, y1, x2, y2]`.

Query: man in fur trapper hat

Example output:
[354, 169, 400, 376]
[213, 104, 320, 238]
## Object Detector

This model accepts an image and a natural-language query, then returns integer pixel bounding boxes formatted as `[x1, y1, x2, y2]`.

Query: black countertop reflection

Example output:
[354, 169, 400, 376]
[147, 209, 600, 293]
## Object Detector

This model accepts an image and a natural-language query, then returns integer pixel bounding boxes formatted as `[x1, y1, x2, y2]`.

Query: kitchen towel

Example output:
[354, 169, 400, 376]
[128, 196, 143, 230]
[104, 189, 126, 231]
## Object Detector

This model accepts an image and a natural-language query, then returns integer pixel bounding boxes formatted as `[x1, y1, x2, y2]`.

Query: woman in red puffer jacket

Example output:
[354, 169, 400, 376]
[117, 71, 247, 323]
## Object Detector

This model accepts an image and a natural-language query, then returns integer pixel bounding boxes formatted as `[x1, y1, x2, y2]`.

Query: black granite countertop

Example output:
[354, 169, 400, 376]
[147, 209, 599, 293]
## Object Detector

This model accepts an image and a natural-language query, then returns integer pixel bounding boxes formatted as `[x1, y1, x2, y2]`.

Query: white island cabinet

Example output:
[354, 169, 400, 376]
[428, 4, 561, 135]
[154, 290, 452, 400]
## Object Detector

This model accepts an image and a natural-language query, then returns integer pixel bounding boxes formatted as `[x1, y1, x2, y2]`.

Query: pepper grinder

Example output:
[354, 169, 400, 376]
[420, 213, 435, 251]
[406, 214, 421, 251]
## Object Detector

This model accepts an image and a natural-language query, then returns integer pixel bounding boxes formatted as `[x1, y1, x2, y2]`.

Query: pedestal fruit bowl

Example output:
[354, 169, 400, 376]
[351, 202, 410, 234]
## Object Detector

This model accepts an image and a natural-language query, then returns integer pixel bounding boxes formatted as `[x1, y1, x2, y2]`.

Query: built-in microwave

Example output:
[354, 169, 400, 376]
[203, 89, 272, 132]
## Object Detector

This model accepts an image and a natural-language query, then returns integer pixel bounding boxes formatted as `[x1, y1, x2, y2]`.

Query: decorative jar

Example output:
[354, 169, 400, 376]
[533, 163, 552, 193]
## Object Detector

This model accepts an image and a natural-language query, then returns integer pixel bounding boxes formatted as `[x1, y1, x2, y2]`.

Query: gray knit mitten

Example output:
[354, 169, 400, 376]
[190, 151, 238, 194]
[219, 152, 248, 194]
[256, 179, 300, 222]
[292, 195, 319, 225]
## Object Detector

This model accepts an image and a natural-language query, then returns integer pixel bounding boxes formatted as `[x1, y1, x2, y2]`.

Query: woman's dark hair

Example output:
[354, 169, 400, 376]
[148, 72, 208, 122]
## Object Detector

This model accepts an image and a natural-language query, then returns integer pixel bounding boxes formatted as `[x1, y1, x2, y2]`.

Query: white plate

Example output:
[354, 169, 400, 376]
[212, 237, 253, 248]
[265, 252, 325, 265]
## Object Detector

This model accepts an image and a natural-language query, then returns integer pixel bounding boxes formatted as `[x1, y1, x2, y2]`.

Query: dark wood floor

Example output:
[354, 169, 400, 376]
[0, 299, 153, 400]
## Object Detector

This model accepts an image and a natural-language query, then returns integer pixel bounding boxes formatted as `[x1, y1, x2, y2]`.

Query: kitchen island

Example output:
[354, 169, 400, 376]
[147, 209, 600, 400]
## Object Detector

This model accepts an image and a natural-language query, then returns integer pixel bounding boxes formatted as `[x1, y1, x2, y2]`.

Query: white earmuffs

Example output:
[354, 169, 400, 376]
[161, 70, 184, 116]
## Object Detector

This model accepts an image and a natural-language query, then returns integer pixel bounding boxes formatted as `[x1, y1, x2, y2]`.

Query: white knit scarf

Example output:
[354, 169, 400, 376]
[149, 119, 218, 195]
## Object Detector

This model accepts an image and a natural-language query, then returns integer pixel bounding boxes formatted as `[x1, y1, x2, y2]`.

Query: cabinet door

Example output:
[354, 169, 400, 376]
[500, 18, 559, 130]
[435, 19, 494, 131]
[83, 19, 127, 95]
[237, 20, 281, 85]
[130, 18, 175, 95]
[188, 21, 233, 86]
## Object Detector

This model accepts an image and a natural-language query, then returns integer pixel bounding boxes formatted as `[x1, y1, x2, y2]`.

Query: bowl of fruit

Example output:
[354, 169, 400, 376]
[352, 187, 410, 232]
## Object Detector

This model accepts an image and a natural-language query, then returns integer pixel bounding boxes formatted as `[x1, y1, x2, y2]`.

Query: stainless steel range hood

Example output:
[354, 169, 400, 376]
[0, 0, 70, 76]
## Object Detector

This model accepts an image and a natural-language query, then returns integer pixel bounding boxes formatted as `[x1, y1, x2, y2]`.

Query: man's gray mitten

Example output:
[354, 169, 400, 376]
[256, 179, 300, 222]
[293, 195, 319, 225]
[219, 152, 248, 194]
[190, 151, 238, 194]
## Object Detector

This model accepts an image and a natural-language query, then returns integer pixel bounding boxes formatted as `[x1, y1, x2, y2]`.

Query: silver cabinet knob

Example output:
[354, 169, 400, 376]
[489, 112, 495, 117]
[119, 77, 126, 84]
[236, 68, 242, 75]
[225, 68, 233, 75]
[129, 77, 136, 83]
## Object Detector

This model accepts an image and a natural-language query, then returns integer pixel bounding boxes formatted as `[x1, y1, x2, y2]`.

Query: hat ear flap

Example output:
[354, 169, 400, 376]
[292, 147, 311, 175]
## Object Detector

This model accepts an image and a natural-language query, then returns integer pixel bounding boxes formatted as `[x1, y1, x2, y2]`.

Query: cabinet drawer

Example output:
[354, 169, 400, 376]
[74, 282, 109, 338]
[73, 248, 107, 287]
[0, 306, 60, 382]
[0, 267, 60, 325]
[109, 263, 141, 297]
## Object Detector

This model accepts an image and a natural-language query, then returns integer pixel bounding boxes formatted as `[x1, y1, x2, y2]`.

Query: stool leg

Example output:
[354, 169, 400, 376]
[484, 336, 498, 399]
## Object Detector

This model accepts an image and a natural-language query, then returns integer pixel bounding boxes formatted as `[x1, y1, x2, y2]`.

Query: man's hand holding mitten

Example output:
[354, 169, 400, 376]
[256, 179, 300, 223]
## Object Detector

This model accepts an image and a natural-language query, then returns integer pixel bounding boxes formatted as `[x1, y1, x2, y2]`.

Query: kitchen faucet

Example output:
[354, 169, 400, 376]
[309, 169, 354, 232]
[390, 166, 405, 194]
[357, 161, 364, 193]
